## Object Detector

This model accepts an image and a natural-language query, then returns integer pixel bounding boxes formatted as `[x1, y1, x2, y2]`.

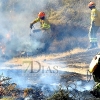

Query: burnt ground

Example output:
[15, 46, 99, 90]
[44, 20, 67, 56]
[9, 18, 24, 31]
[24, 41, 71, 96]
[1, 48, 100, 100]
[42, 48, 100, 99]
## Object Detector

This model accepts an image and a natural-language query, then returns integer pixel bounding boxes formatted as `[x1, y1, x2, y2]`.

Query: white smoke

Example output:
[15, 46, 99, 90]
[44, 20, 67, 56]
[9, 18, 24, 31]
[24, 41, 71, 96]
[0, 0, 58, 58]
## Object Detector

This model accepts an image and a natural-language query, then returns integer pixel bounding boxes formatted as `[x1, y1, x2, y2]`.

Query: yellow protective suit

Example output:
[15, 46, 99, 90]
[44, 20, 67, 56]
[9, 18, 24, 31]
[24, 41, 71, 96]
[91, 8, 100, 26]
[31, 17, 50, 30]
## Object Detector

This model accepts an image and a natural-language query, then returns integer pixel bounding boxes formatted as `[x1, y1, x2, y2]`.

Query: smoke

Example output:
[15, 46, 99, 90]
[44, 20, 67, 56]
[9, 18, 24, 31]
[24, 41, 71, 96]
[0, 59, 95, 98]
[0, 0, 56, 58]
[0, 68, 62, 97]
[0, 0, 96, 98]
[0, 0, 68, 94]
[0, 0, 91, 57]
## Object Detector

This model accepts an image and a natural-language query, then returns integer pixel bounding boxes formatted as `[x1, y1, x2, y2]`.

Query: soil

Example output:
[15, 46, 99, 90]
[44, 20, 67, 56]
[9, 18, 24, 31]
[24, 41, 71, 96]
[2, 48, 100, 99]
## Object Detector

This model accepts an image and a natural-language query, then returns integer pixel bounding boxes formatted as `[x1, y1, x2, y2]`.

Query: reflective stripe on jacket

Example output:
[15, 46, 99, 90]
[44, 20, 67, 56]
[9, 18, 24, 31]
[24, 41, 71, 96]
[89, 38, 97, 42]
[32, 17, 50, 29]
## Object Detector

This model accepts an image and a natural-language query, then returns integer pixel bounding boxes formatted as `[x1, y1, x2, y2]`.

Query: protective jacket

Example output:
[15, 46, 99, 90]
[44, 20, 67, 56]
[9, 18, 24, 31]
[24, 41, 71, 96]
[32, 17, 50, 29]
[91, 8, 100, 26]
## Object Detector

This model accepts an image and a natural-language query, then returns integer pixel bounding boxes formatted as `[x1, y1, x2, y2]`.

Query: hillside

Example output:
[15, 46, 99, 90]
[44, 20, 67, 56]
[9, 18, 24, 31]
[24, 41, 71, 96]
[0, 0, 100, 56]
[1, 1, 100, 100]
[47, 0, 100, 52]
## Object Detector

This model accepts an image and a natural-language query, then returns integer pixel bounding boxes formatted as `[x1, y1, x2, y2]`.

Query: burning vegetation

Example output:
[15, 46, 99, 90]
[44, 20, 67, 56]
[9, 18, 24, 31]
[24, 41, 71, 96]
[1, 0, 100, 100]
[0, 72, 97, 100]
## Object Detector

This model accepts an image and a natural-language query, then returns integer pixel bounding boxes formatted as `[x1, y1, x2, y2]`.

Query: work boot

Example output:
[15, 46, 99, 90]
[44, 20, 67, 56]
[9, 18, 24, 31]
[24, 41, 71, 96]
[88, 42, 95, 49]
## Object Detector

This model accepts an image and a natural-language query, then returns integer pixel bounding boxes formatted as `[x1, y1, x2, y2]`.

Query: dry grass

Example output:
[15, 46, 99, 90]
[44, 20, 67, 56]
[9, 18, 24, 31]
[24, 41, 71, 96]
[32, 48, 86, 61]
[3, 48, 89, 75]
[7, 48, 86, 63]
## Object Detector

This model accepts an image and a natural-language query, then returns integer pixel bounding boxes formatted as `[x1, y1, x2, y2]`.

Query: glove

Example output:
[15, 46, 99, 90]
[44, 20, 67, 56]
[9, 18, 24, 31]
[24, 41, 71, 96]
[30, 23, 33, 29]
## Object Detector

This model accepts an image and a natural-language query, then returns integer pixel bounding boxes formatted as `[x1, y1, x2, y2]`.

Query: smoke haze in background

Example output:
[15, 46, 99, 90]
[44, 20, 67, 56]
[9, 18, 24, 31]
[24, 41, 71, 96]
[0, 1, 98, 98]
[0, 0, 56, 58]
[0, 0, 100, 57]
[0, 0, 97, 57]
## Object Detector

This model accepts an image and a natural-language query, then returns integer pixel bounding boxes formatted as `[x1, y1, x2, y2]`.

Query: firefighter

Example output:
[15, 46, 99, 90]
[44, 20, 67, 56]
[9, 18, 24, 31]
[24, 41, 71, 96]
[89, 53, 100, 97]
[30, 12, 50, 30]
[30, 12, 52, 52]
[88, 1, 100, 49]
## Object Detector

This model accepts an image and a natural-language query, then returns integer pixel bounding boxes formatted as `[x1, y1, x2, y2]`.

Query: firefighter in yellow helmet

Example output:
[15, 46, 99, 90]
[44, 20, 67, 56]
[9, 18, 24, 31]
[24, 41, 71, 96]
[30, 12, 50, 30]
[88, 1, 100, 49]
